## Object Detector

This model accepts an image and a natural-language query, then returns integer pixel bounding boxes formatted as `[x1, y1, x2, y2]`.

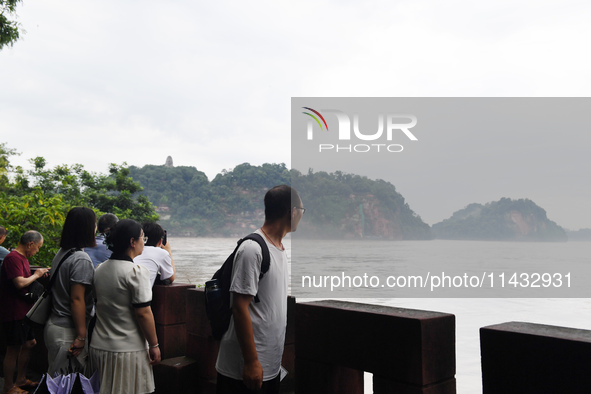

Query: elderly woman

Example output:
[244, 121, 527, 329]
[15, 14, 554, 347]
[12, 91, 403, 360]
[89, 219, 161, 394]
[45, 207, 96, 375]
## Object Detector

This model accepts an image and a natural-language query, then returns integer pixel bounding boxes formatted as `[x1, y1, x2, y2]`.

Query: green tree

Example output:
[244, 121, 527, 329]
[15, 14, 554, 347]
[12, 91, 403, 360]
[0, 142, 19, 190]
[0, 188, 67, 265]
[0, 0, 22, 50]
[26, 159, 157, 223]
[0, 143, 158, 265]
[86, 164, 158, 222]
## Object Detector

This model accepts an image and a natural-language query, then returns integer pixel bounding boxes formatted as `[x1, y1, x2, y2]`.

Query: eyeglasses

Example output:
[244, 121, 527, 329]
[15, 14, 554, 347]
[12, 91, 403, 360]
[137, 236, 148, 243]
[295, 207, 306, 214]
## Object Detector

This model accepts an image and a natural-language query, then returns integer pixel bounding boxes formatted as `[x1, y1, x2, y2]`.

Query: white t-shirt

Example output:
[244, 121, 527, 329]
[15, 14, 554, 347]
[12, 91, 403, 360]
[133, 246, 173, 286]
[215, 230, 289, 381]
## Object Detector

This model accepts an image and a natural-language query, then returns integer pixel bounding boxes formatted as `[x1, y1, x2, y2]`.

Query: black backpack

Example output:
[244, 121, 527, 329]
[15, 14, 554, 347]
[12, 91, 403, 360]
[204, 233, 270, 340]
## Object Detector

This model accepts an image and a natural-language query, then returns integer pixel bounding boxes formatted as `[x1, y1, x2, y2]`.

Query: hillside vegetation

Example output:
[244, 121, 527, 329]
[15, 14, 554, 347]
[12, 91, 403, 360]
[129, 163, 432, 239]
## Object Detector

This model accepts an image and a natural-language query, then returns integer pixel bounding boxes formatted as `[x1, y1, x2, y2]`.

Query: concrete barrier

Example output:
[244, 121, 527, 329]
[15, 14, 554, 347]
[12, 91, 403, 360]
[481, 321, 591, 394]
[296, 300, 456, 394]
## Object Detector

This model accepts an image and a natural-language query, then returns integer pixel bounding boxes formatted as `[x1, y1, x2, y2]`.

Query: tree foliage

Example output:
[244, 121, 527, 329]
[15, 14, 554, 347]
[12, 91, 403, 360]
[0, 188, 67, 264]
[0, 142, 158, 265]
[0, 0, 22, 50]
[129, 162, 291, 236]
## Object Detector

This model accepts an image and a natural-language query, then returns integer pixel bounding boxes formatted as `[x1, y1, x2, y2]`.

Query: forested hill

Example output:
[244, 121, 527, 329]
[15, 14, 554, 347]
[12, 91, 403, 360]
[128, 163, 290, 237]
[292, 170, 431, 240]
[128, 163, 432, 239]
[431, 198, 567, 241]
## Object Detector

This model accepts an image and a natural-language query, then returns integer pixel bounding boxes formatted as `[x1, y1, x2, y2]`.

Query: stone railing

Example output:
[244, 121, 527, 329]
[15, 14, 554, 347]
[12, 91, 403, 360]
[8, 279, 457, 393]
[480, 321, 591, 393]
[154, 287, 456, 394]
[22, 276, 591, 393]
[296, 300, 456, 394]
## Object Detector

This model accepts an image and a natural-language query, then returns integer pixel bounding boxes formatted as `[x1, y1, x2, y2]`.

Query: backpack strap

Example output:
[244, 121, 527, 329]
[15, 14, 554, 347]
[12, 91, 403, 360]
[241, 233, 270, 278]
[240, 233, 271, 303]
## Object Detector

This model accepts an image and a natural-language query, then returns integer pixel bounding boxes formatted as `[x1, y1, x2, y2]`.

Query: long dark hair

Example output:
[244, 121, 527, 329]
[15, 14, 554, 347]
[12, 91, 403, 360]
[105, 219, 142, 254]
[60, 207, 97, 249]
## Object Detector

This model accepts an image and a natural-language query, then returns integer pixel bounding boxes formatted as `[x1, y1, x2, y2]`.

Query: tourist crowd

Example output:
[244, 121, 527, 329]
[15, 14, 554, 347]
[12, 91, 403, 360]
[0, 184, 301, 394]
[0, 209, 175, 394]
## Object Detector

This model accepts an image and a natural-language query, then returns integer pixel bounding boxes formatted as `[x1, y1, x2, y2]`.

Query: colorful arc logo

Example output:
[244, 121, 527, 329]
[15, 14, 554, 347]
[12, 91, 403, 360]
[302, 107, 329, 131]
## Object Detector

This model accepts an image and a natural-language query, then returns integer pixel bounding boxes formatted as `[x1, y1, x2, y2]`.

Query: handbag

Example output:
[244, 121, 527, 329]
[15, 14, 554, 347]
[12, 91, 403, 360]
[23, 280, 45, 302]
[26, 249, 77, 327]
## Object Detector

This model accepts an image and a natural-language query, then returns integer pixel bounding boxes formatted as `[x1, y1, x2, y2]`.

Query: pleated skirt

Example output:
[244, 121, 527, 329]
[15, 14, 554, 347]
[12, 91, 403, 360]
[88, 347, 155, 394]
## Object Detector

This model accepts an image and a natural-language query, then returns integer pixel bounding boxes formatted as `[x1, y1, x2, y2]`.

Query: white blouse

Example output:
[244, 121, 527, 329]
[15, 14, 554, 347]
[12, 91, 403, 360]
[90, 257, 152, 353]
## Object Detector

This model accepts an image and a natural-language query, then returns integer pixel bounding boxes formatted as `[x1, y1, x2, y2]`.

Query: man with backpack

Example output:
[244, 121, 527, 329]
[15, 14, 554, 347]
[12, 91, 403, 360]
[215, 185, 304, 394]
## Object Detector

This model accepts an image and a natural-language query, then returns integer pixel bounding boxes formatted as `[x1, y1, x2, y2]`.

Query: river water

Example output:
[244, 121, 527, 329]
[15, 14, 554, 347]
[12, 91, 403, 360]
[169, 237, 590, 393]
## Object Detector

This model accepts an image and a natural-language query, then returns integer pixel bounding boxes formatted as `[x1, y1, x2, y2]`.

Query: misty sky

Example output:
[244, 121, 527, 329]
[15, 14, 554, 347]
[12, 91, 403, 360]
[2, 0, 590, 230]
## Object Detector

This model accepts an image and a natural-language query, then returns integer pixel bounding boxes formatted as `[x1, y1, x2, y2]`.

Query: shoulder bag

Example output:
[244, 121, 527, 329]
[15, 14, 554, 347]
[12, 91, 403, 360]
[26, 248, 77, 327]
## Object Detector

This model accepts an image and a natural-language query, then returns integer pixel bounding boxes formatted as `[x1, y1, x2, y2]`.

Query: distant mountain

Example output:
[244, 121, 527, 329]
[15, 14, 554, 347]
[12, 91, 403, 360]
[432, 198, 567, 241]
[129, 162, 431, 239]
[566, 228, 591, 241]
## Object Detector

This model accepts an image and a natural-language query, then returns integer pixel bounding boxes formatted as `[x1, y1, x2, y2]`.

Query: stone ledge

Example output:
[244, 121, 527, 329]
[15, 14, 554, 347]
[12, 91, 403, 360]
[481, 321, 591, 394]
[296, 300, 455, 388]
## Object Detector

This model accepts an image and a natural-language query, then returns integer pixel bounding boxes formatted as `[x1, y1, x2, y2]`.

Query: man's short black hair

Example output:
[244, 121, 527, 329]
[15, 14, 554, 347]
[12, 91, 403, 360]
[142, 221, 165, 247]
[0, 226, 7, 237]
[98, 213, 119, 234]
[264, 185, 301, 222]
[60, 207, 97, 249]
